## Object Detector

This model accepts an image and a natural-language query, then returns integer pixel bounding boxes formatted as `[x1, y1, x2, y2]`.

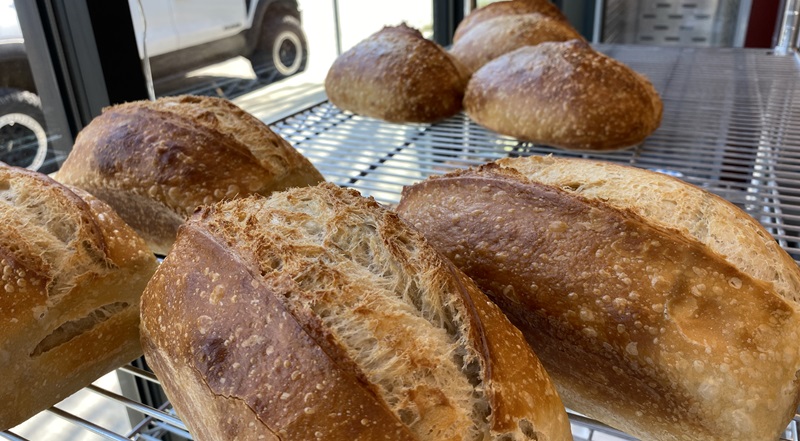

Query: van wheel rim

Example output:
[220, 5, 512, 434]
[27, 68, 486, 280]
[273, 31, 302, 76]
[0, 112, 48, 171]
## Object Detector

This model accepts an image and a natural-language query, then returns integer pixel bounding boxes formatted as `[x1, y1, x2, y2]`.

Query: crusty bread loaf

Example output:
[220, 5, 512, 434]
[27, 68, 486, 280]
[325, 24, 468, 123]
[0, 164, 157, 431]
[397, 155, 800, 441]
[453, 0, 568, 43]
[450, 13, 583, 76]
[140, 183, 572, 441]
[464, 40, 663, 150]
[56, 95, 324, 255]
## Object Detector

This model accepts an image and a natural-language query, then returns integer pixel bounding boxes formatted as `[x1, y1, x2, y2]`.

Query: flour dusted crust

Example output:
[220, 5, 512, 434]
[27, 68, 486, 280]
[0, 165, 157, 430]
[453, 0, 568, 43]
[140, 183, 571, 441]
[56, 95, 324, 255]
[496, 156, 800, 305]
[325, 24, 468, 123]
[397, 155, 800, 441]
[464, 40, 663, 150]
[450, 13, 583, 76]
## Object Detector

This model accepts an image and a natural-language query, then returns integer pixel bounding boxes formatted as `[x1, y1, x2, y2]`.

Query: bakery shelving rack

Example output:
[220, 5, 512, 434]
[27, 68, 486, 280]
[3, 44, 800, 441]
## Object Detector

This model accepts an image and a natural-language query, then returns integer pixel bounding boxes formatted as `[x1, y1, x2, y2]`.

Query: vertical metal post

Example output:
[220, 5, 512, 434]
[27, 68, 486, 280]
[733, 0, 753, 47]
[592, 0, 605, 43]
[133, 0, 155, 101]
[332, 0, 342, 55]
[14, 0, 77, 160]
[48, 0, 110, 125]
[775, 0, 800, 54]
[433, 0, 464, 46]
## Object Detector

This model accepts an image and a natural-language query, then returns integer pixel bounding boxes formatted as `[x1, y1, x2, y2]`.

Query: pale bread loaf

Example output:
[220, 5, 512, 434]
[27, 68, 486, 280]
[0, 165, 157, 430]
[397, 155, 800, 441]
[56, 95, 324, 255]
[325, 24, 468, 123]
[464, 40, 663, 151]
[140, 183, 572, 441]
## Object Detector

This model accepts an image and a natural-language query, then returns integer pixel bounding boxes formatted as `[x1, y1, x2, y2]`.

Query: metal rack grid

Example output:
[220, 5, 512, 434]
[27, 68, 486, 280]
[4, 44, 800, 441]
[275, 45, 800, 263]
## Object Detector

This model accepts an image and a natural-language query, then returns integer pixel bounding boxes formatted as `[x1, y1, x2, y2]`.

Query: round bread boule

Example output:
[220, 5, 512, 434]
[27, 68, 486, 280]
[325, 24, 468, 123]
[453, 0, 569, 43]
[464, 40, 663, 151]
[450, 13, 583, 76]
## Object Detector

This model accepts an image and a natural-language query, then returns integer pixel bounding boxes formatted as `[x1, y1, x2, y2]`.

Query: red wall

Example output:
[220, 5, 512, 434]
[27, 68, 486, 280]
[745, 0, 781, 48]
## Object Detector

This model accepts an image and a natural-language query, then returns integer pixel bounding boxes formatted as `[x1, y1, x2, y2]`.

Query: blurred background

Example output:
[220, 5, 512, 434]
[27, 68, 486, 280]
[1, 0, 779, 175]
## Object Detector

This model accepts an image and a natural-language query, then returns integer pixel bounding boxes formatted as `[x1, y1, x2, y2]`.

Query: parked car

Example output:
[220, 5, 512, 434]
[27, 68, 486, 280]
[0, 0, 308, 172]
[129, 0, 308, 82]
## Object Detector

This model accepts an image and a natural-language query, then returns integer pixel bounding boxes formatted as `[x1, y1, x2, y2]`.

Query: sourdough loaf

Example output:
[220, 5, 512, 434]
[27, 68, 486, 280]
[56, 95, 324, 255]
[397, 155, 800, 441]
[0, 165, 157, 430]
[140, 183, 572, 441]
[450, 13, 583, 76]
[325, 24, 468, 123]
[464, 40, 663, 150]
[453, 0, 568, 43]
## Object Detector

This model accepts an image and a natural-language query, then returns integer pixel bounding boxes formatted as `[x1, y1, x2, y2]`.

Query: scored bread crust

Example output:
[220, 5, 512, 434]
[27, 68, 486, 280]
[396, 157, 800, 441]
[325, 24, 468, 123]
[0, 165, 157, 430]
[453, 0, 568, 43]
[140, 183, 571, 441]
[496, 155, 800, 304]
[56, 95, 324, 255]
[464, 40, 663, 151]
[450, 13, 583, 76]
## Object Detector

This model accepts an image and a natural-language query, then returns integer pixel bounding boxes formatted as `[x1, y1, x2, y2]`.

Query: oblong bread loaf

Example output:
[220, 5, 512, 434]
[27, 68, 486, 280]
[56, 95, 324, 255]
[453, 0, 568, 43]
[464, 40, 663, 150]
[450, 13, 583, 76]
[0, 165, 157, 430]
[140, 183, 572, 441]
[325, 24, 468, 123]
[397, 155, 800, 441]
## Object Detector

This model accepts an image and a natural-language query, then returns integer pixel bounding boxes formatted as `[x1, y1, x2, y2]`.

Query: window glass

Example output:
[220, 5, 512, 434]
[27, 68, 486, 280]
[0, 0, 64, 173]
[336, 0, 434, 48]
[130, 0, 433, 122]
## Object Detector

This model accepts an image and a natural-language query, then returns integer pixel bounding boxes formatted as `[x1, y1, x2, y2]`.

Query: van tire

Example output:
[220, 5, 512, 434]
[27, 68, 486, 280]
[249, 15, 307, 80]
[0, 88, 49, 172]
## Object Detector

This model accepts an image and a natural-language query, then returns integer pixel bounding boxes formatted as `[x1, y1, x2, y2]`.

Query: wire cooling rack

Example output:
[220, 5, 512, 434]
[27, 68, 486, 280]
[4, 44, 800, 441]
[275, 46, 800, 261]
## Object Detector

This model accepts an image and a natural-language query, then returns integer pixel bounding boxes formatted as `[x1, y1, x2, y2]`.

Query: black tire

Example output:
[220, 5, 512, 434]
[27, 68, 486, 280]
[0, 88, 49, 172]
[249, 14, 308, 81]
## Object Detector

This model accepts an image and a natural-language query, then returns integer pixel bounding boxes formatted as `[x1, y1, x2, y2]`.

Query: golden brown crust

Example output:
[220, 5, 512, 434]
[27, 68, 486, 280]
[141, 226, 420, 441]
[56, 95, 324, 255]
[495, 155, 800, 305]
[325, 24, 468, 123]
[464, 40, 663, 151]
[140, 183, 571, 441]
[453, 0, 568, 43]
[450, 13, 583, 76]
[396, 157, 800, 441]
[0, 165, 157, 430]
